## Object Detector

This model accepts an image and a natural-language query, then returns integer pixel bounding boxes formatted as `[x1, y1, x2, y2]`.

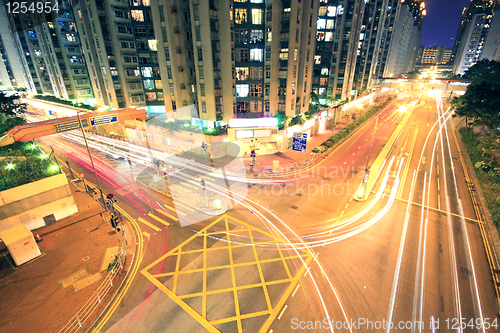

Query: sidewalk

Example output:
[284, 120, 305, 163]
[0, 173, 134, 333]
[186, 119, 351, 173]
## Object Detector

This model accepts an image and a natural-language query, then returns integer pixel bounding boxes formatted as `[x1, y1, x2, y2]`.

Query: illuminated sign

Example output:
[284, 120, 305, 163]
[254, 129, 271, 138]
[90, 114, 118, 126]
[54, 119, 88, 133]
[229, 117, 278, 128]
[235, 130, 254, 139]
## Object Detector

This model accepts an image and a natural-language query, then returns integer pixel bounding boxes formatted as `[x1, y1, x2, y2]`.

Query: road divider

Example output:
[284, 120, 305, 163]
[354, 99, 425, 201]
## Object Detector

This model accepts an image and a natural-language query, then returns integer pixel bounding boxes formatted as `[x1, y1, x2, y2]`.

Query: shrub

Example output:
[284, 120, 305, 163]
[310, 95, 394, 155]
[323, 141, 334, 148]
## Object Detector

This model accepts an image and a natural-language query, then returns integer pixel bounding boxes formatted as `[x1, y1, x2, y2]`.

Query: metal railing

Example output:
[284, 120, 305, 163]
[451, 121, 500, 316]
[58, 245, 127, 333]
[250, 153, 322, 177]
[56, 159, 130, 332]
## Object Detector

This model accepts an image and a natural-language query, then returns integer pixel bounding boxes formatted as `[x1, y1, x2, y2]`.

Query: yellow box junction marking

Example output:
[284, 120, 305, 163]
[141, 214, 313, 333]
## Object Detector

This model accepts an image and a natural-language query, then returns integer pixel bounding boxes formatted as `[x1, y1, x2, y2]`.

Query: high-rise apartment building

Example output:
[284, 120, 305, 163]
[0, 6, 30, 90]
[312, 0, 423, 102]
[1, 0, 318, 125]
[480, 9, 500, 61]
[1, 0, 424, 126]
[3, 0, 95, 102]
[383, 0, 424, 78]
[419, 46, 451, 65]
[452, 0, 500, 75]
[71, 0, 317, 123]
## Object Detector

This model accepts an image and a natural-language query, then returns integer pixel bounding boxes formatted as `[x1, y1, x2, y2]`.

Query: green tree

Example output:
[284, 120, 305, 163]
[0, 91, 26, 120]
[289, 114, 305, 126]
[276, 112, 287, 130]
[309, 91, 319, 105]
[451, 79, 500, 130]
[458, 59, 500, 81]
[451, 59, 500, 132]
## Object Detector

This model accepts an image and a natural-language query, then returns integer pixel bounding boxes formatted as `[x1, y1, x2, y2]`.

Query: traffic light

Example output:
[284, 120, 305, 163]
[200, 178, 206, 189]
[110, 214, 120, 231]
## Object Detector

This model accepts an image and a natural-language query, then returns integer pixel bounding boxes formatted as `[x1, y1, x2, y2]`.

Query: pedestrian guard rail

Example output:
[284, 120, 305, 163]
[56, 159, 129, 332]
[58, 244, 126, 333]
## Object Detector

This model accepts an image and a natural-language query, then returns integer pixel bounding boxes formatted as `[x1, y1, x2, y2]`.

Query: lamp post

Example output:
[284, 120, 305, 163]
[361, 114, 379, 200]
[77, 113, 106, 222]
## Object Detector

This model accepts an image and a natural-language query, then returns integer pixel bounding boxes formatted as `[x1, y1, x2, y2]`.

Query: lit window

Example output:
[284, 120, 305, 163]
[235, 8, 247, 24]
[155, 80, 162, 89]
[280, 48, 289, 60]
[327, 6, 337, 17]
[236, 67, 249, 80]
[283, 8, 291, 12]
[148, 40, 157, 51]
[141, 67, 153, 77]
[317, 19, 326, 30]
[321, 68, 329, 75]
[236, 84, 249, 97]
[252, 9, 263, 24]
[325, 32, 333, 41]
[143, 80, 155, 89]
[326, 19, 334, 29]
[316, 32, 325, 41]
[318, 7, 327, 16]
[294, 48, 298, 61]
[250, 30, 263, 43]
[314, 55, 321, 64]
[250, 49, 263, 62]
[146, 92, 156, 101]
[131, 10, 144, 21]
[28, 30, 36, 38]
[266, 27, 272, 42]
[142, 0, 150, 6]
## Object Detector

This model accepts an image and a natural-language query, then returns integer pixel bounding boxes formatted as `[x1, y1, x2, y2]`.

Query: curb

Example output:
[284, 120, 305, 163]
[247, 97, 398, 179]
[353, 99, 422, 201]
[452, 123, 500, 277]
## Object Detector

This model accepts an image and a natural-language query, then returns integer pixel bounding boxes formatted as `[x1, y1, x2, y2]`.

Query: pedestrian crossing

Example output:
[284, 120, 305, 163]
[136, 199, 192, 236]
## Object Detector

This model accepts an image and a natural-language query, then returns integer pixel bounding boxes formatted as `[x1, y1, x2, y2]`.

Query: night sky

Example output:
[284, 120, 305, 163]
[420, 0, 472, 48]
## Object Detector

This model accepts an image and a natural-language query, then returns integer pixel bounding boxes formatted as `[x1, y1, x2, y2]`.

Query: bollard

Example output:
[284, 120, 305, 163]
[108, 275, 113, 287]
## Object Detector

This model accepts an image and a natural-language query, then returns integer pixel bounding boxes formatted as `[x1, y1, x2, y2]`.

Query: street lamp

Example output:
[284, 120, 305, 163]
[214, 199, 222, 210]
[6, 163, 15, 170]
[77, 113, 107, 223]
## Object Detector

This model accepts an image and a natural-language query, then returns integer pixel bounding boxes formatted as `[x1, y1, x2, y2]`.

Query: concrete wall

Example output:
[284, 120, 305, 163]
[0, 173, 78, 233]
